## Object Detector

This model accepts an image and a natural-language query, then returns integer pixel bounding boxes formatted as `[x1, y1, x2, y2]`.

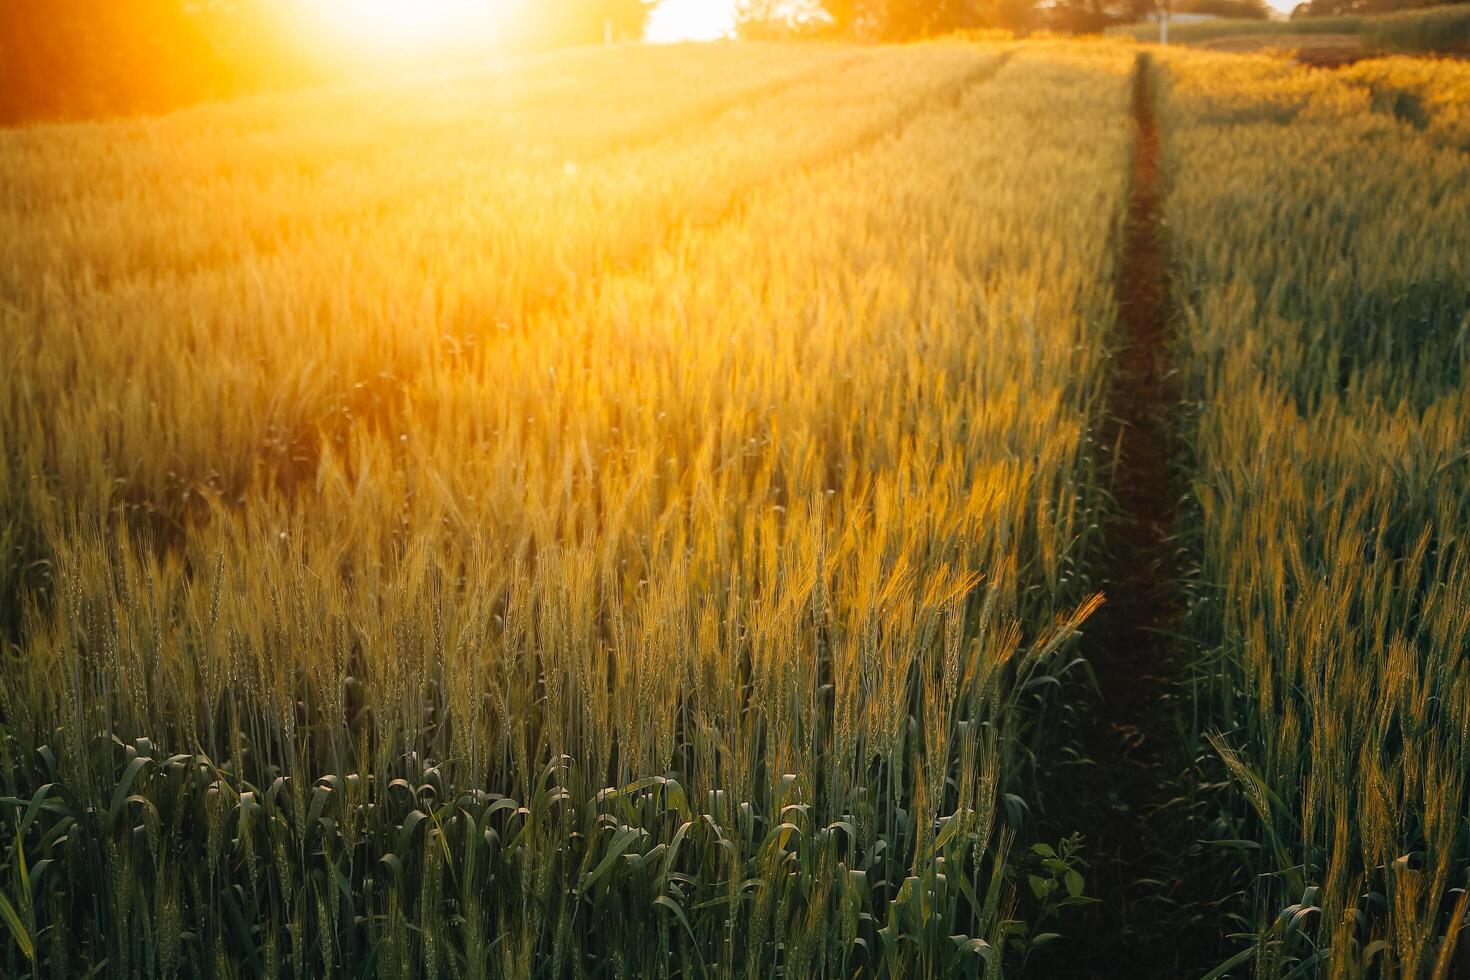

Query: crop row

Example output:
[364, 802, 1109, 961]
[1157, 48, 1470, 978]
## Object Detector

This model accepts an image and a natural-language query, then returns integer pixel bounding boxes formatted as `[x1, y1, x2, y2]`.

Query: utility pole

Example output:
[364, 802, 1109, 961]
[1159, 0, 1170, 44]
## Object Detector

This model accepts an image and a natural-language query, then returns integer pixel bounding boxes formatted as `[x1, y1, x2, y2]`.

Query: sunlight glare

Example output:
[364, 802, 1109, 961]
[305, 0, 505, 55]
[646, 0, 736, 42]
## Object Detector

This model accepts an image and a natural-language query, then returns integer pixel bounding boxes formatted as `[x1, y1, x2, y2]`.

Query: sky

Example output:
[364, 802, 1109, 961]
[646, 0, 738, 41]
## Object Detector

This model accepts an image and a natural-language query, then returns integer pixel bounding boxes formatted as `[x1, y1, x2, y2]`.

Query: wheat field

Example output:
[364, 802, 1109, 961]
[1158, 48, 1470, 979]
[0, 35, 1467, 980]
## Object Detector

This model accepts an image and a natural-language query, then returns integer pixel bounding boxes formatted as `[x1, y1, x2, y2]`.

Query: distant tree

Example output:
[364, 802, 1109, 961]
[1175, 0, 1272, 17]
[805, 0, 1134, 37]
[1296, 0, 1465, 15]
[735, 0, 860, 37]
[1038, 0, 1135, 32]
[0, 0, 295, 123]
[735, 0, 800, 37]
[870, 0, 973, 36]
[973, 0, 1045, 30]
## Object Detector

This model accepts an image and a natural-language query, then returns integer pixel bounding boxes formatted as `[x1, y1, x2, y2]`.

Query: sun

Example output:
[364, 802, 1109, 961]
[646, 0, 736, 42]
[304, 0, 505, 56]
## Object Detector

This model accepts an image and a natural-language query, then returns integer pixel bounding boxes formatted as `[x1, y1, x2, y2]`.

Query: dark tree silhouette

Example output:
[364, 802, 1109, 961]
[0, 1, 308, 123]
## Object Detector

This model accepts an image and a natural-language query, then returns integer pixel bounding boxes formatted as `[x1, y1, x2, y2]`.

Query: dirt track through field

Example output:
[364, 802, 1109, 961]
[1044, 55, 1220, 978]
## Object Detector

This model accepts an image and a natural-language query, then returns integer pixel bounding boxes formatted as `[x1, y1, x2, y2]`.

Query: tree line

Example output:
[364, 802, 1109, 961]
[737, 0, 1177, 36]
[4, 0, 1465, 124]
[741, 0, 1463, 35]
[1291, 0, 1462, 17]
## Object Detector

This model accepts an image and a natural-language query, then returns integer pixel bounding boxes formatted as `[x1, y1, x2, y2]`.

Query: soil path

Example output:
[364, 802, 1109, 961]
[1044, 55, 1219, 978]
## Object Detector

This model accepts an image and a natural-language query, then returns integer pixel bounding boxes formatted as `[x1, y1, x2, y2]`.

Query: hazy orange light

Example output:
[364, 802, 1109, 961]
[303, 0, 505, 56]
